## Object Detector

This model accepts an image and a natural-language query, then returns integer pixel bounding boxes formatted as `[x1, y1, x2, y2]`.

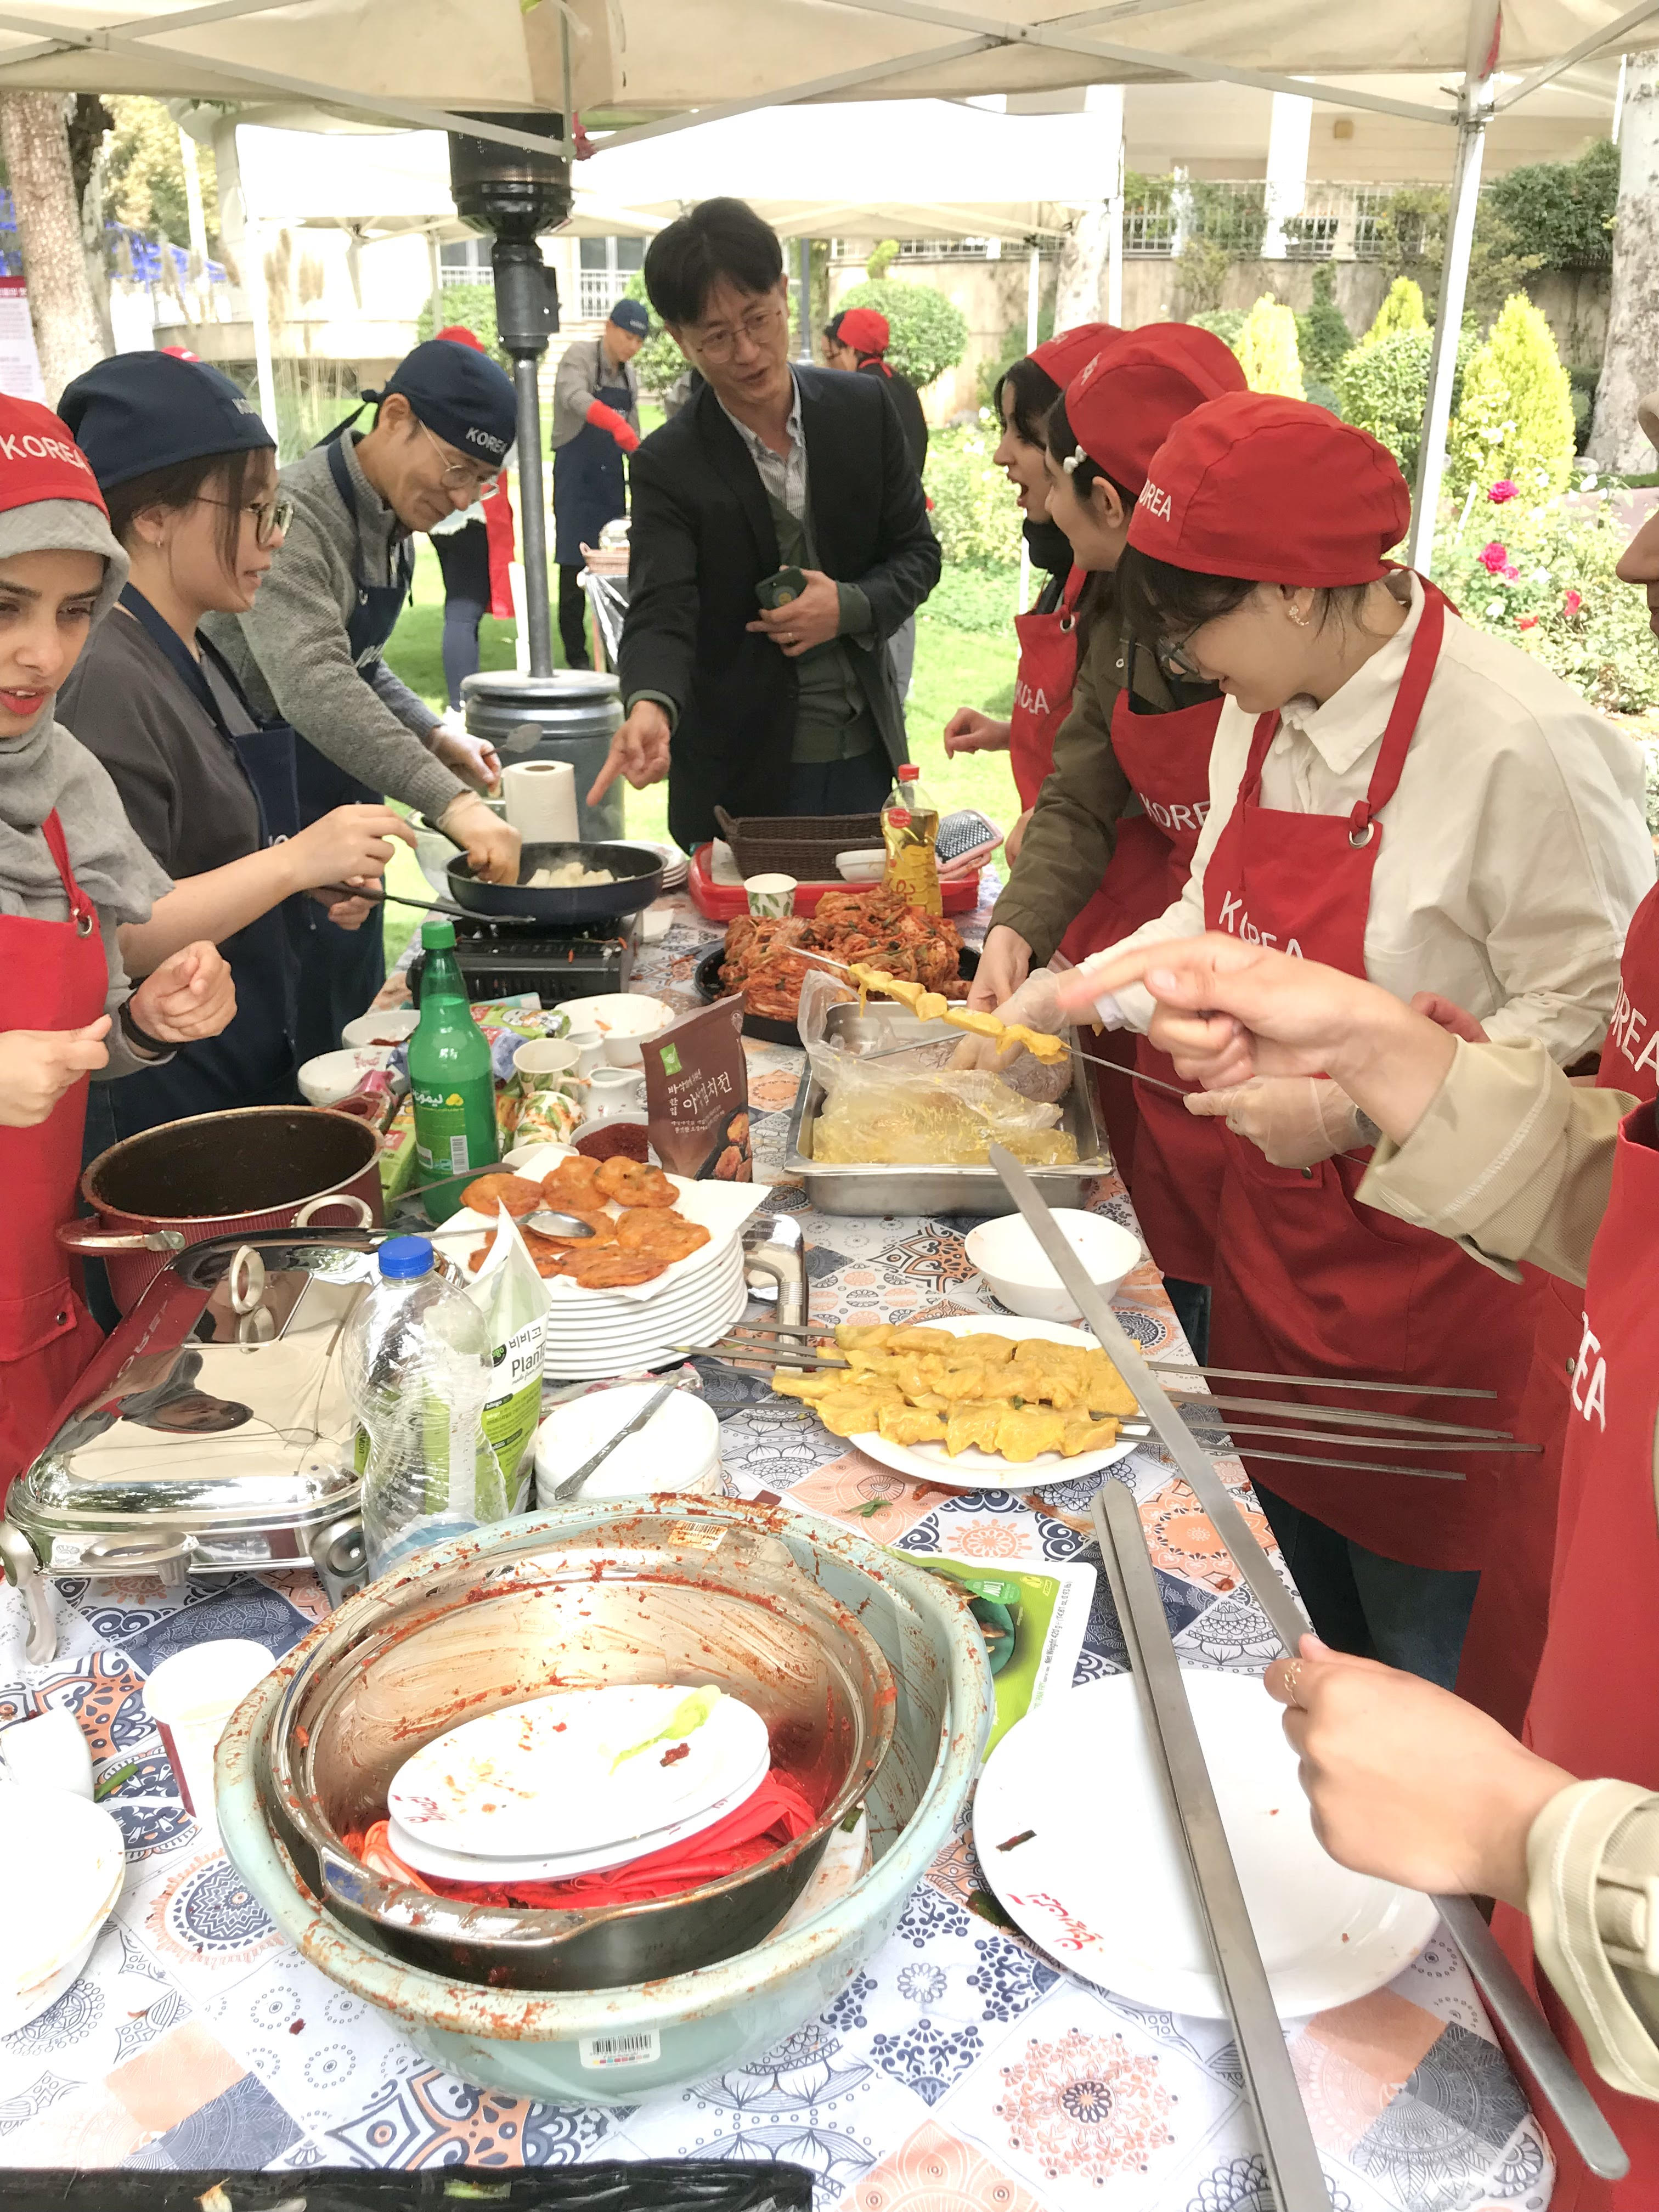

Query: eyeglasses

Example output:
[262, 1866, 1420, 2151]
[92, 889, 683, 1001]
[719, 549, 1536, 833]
[687, 298, 785, 363]
[199, 493, 293, 548]
[1157, 631, 1206, 683]
[416, 419, 500, 494]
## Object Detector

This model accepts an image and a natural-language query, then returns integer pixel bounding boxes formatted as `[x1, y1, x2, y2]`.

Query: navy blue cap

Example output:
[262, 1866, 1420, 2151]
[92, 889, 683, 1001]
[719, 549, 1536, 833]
[608, 297, 650, 339]
[379, 1235, 435, 1280]
[375, 338, 516, 468]
[58, 352, 273, 493]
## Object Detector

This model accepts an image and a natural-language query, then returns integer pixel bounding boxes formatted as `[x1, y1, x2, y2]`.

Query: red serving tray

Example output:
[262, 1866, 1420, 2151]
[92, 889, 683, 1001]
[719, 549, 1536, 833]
[687, 842, 979, 921]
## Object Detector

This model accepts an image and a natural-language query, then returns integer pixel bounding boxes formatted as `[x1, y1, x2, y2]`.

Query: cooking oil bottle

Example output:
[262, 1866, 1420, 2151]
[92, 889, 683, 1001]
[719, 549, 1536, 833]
[882, 763, 941, 915]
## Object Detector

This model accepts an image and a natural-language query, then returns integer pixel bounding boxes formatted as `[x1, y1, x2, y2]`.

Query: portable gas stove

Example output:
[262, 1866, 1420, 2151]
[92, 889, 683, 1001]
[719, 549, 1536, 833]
[420, 913, 639, 1003]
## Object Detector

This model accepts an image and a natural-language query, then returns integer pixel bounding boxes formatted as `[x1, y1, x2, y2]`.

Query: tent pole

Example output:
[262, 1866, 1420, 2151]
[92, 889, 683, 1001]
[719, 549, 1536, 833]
[1407, 7, 1498, 573]
[213, 118, 278, 439]
[1107, 101, 1124, 325]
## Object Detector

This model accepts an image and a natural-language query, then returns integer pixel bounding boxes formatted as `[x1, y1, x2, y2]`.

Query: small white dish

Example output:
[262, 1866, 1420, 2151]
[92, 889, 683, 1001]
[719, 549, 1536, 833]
[534, 1381, 723, 1505]
[835, 848, 885, 883]
[551, 994, 673, 1068]
[965, 1208, 1143, 1323]
[848, 1316, 1136, 1492]
[0, 1709, 93, 1799]
[342, 1007, 419, 1050]
[974, 1672, 1438, 2018]
[388, 1684, 770, 1861]
[299, 1046, 395, 1108]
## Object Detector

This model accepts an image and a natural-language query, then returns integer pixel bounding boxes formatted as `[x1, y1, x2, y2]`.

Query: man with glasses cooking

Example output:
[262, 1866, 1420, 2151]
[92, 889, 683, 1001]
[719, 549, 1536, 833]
[590, 198, 939, 849]
[206, 339, 522, 1060]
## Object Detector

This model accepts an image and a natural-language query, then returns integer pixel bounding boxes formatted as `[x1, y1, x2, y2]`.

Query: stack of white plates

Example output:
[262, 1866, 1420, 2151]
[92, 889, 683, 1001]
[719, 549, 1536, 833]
[0, 1787, 126, 2033]
[541, 1237, 748, 1379]
[386, 1684, 770, 1885]
[635, 839, 688, 892]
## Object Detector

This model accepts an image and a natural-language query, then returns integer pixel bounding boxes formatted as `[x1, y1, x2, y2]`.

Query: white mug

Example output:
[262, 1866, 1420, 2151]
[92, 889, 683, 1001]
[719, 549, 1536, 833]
[514, 1038, 583, 1097]
[144, 1639, 273, 1832]
[744, 873, 797, 919]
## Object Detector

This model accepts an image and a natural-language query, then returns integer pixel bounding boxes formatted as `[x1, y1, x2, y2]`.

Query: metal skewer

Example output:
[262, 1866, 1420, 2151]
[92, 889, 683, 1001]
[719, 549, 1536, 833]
[1092, 1479, 1330, 2212]
[711, 1317, 1499, 1400]
[987, 1142, 1629, 2185]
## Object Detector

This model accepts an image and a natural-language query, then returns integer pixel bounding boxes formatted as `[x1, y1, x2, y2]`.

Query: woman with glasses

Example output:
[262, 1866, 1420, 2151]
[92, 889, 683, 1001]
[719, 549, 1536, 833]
[1065, 390, 1653, 1693]
[53, 352, 415, 1143]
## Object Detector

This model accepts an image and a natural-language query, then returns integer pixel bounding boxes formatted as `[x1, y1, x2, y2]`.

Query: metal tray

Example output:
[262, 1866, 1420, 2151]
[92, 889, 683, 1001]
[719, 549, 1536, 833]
[783, 1001, 1110, 1217]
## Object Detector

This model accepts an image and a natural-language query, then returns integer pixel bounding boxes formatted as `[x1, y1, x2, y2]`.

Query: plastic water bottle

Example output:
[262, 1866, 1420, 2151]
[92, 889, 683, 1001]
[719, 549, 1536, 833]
[345, 1236, 494, 1575]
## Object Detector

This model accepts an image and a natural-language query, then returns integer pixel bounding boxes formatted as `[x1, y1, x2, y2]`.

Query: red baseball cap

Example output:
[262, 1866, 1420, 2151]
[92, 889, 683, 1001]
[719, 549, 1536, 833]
[435, 324, 485, 352]
[836, 307, 889, 356]
[1062, 324, 1246, 496]
[1129, 391, 1411, 586]
[0, 394, 106, 517]
[1029, 321, 1119, 390]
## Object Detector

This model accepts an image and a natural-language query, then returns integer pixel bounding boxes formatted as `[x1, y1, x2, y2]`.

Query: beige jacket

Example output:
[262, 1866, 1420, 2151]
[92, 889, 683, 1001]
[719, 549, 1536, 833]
[1362, 1038, 1659, 2100]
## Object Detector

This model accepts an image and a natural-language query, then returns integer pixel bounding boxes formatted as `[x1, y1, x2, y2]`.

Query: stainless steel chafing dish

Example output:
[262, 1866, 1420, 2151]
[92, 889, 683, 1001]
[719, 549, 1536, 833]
[2, 1231, 373, 1664]
[782, 1000, 1111, 1216]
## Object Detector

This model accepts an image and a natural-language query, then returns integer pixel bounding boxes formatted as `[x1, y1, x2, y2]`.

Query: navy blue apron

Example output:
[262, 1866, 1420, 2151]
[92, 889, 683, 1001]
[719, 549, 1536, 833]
[289, 436, 416, 1063]
[553, 356, 633, 566]
[82, 586, 306, 1159]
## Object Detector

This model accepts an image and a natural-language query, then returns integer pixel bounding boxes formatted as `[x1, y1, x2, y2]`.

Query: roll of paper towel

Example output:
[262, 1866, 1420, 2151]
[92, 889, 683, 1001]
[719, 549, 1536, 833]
[502, 759, 579, 844]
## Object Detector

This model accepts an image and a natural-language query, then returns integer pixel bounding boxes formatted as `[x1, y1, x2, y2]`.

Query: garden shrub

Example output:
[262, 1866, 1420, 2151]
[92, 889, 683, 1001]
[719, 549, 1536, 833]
[1296, 267, 1353, 382]
[1333, 321, 1475, 482]
[1447, 291, 1576, 502]
[416, 285, 499, 357]
[923, 420, 1024, 567]
[1362, 278, 1427, 349]
[622, 270, 690, 398]
[1233, 295, 1305, 399]
[832, 278, 968, 391]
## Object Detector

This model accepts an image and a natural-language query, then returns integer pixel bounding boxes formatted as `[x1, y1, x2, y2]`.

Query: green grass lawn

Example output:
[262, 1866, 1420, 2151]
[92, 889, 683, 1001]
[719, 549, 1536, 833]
[380, 542, 1021, 963]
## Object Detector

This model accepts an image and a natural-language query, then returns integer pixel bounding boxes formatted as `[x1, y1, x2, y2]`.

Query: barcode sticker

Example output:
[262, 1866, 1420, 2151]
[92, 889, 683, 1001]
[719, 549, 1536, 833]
[579, 2028, 661, 2070]
[449, 1136, 469, 1173]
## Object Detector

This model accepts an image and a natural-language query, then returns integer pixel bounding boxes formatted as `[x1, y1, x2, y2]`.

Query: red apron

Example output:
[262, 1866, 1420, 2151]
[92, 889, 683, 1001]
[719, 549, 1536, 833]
[1201, 588, 1538, 1568]
[1104, 685, 1227, 1283]
[1493, 1098, 1659, 2208]
[1008, 565, 1086, 815]
[0, 811, 110, 1496]
[1458, 884, 1659, 1729]
[482, 471, 516, 623]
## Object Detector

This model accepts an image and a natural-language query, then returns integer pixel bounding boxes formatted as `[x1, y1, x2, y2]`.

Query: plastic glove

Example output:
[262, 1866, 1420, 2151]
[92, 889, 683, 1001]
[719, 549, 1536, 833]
[586, 399, 640, 454]
[948, 966, 1071, 1103]
[1184, 1075, 1362, 1169]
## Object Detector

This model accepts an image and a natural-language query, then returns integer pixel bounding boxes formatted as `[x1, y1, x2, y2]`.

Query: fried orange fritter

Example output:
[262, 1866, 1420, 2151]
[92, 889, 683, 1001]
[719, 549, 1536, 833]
[541, 1156, 605, 1211]
[614, 1208, 710, 1262]
[566, 1245, 669, 1290]
[461, 1172, 545, 1217]
[595, 1156, 676, 1208]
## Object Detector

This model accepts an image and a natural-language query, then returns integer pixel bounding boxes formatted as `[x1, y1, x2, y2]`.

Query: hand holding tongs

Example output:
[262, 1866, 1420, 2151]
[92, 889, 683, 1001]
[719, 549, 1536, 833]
[986, 1144, 1629, 2186]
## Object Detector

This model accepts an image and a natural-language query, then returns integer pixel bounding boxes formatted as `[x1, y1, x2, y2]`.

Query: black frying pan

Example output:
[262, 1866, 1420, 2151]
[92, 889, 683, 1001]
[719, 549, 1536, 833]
[424, 821, 665, 926]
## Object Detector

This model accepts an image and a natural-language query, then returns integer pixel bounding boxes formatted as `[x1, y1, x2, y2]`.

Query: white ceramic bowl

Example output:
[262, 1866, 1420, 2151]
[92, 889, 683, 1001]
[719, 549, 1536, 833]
[298, 1046, 395, 1107]
[835, 848, 885, 883]
[552, 993, 674, 1068]
[0, 1785, 126, 2008]
[964, 1207, 1143, 1323]
[342, 1008, 419, 1050]
[534, 1382, 724, 1504]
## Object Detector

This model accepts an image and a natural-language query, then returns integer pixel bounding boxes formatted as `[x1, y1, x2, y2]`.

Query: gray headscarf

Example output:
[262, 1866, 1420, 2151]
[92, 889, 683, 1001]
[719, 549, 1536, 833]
[0, 499, 171, 923]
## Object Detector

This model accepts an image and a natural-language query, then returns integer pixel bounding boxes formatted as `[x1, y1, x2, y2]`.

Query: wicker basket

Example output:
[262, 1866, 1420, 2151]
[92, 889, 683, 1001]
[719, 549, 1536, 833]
[714, 808, 884, 883]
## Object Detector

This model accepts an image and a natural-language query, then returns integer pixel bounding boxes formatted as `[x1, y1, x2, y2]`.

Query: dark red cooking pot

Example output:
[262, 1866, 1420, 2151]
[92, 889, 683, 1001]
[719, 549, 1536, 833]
[62, 1107, 383, 1312]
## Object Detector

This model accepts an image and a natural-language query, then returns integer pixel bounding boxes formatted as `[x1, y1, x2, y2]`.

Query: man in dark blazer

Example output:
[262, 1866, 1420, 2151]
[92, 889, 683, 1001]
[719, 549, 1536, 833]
[589, 198, 939, 852]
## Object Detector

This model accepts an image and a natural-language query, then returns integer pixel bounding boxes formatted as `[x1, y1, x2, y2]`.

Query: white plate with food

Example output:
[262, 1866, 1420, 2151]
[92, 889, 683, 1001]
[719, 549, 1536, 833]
[534, 1241, 744, 1338]
[387, 1753, 768, 1883]
[974, 1672, 1439, 2018]
[836, 1317, 1139, 1491]
[388, 1684, 769, 1861]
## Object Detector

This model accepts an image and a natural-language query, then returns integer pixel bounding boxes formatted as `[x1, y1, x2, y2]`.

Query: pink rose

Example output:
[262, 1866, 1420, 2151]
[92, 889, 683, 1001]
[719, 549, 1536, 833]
[1502, 564, 1519, 581]
[1516, 614, 1538, 630]
[1488, 479, 1519, 504]
[1479, 541, 1508, 573]
[1563, 589, 1583, 616]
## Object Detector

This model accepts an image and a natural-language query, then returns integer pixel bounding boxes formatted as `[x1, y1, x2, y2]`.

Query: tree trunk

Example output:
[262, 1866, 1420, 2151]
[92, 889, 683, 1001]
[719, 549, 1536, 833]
[0, 93, 106, 404]
[1054, 202, 1110, 331]
[1590, 51, 1659, 471]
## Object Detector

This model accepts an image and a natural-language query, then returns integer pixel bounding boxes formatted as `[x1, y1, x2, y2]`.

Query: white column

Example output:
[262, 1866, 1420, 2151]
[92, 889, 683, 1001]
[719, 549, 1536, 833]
[1261, 91, 1312, 260]
[1087, 83, 1125, 326]
[212, 120, 277, 437]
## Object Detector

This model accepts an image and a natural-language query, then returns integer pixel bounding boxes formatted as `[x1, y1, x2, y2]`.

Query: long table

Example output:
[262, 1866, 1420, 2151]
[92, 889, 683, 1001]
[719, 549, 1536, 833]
[0, 889, 1552, 2207]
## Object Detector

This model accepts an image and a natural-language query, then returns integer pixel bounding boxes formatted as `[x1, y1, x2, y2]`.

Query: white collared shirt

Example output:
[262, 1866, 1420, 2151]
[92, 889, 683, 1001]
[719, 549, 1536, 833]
[720, 372, 808, 523]
[1103, 571, 1656, 1062]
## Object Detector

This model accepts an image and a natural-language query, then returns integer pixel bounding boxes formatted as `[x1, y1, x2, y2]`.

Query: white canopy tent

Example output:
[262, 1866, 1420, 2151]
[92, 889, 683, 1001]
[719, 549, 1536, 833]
[0, 0, 1649, 565]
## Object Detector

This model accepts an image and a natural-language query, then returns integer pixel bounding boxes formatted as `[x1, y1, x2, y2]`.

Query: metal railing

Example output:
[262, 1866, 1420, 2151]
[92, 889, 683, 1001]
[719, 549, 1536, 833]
[1122, 180, 1424, 262]
[578, 269, 630, 320]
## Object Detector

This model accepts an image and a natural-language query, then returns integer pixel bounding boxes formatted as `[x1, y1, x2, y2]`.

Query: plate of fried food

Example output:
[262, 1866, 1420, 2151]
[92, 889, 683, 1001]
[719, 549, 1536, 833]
[447, 1142, 768, 1307]
[772, 1316, 1141, 1490]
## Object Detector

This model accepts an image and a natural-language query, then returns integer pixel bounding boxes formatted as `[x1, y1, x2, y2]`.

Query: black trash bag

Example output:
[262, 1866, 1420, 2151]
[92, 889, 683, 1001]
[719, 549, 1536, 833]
[0, 2160, 816, 2212]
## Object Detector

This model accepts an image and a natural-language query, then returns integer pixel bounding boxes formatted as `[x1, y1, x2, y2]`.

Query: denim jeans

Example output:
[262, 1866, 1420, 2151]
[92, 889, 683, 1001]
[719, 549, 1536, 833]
[1252, 1482, 1481, 1689]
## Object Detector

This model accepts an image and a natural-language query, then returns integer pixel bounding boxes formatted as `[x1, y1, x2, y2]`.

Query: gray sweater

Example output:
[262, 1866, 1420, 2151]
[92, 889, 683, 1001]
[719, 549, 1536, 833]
[204, 432, 462, 823]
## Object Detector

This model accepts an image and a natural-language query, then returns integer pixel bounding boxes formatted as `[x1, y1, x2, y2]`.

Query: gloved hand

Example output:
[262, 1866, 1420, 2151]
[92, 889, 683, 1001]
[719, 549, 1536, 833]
[586, 399, 640, 454]
[1184, 1075, 1363, 1169]
[949, 966, 1072, 1103]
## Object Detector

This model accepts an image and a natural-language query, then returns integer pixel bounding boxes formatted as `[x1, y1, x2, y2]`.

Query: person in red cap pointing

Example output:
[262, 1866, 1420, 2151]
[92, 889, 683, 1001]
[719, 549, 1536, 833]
[1062, 390, 1652, 1696]
[0, 395, 236, 1493]
[955, 324, 1246, 1359]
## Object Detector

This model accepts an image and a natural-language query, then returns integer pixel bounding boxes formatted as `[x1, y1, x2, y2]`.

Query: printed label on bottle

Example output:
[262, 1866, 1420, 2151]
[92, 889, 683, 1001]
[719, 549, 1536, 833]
[481, 1317, 543, 1512]
[412, 1083, 475, 1174]
[579, 2028, 661, 2070]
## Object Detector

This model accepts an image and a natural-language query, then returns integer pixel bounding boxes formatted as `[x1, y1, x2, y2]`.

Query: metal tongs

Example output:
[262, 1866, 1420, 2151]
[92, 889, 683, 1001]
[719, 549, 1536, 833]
[987, 1143, 1629, 2186]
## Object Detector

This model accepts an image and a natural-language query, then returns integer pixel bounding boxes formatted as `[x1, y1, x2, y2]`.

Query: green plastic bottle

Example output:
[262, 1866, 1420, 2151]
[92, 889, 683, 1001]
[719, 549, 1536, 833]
[409, 919, 499, 1223]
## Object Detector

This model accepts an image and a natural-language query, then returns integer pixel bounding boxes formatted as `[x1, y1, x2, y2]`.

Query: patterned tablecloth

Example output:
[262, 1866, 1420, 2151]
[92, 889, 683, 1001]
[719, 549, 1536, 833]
[0, 890, 1554, 2211]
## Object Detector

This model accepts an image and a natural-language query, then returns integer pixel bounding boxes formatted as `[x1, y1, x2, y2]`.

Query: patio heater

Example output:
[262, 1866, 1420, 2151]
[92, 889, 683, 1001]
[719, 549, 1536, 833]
[447, 116, 572, 680]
